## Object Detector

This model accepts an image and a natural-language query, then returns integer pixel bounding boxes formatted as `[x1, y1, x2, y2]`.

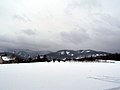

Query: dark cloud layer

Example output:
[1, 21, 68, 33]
[0, 0, 120, 52]
[1, 13, 120, 52]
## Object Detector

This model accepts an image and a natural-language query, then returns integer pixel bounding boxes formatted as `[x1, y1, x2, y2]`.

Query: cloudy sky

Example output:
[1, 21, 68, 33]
[0, 0, 120, 52]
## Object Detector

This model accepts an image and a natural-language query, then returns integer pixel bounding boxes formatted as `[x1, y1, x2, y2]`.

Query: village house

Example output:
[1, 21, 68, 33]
[0, 56, 3, 64]
[0, 55, 18, 64]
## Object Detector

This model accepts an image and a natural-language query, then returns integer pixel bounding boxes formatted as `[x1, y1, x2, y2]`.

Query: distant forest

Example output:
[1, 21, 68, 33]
[18, 53, 120, 63]
[1, 53, 120, 64]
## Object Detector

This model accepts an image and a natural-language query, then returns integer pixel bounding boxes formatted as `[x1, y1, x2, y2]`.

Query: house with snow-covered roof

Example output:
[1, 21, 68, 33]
[1, 56, 18, 64]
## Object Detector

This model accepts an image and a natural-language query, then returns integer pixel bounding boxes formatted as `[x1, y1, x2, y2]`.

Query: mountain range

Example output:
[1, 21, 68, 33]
[46, 49, 109, 59]
[0, 49, 51, 59]
[0, 49, 109, 60]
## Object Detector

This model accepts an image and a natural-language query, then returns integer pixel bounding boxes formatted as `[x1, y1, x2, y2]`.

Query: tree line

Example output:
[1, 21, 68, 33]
[18, 53, 120, 63]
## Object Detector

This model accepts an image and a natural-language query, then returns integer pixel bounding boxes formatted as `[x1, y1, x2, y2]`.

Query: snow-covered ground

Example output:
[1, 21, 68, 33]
[0, 61, 120, 90]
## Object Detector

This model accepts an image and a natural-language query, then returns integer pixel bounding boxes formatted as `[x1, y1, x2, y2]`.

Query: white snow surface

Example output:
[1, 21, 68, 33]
[0, 61, 120, 90]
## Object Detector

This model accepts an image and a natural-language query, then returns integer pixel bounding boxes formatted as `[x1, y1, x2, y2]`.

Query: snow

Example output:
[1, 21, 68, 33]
[66, 51, 70, 55]
[76, 57, 80, 59]
[62, 58, 66, 60]
[60, 51, 71, 55]
[0, 62, 120, 90]
[60, 51, 65, 55]
[81, 50, 84, 53]
[86, 50, 90, 53]
[96, 54, 100, 56]
[71, 54, 74, 56]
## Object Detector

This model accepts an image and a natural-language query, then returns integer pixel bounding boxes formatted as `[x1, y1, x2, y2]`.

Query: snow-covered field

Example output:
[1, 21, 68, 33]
[0, 61, 120, 90]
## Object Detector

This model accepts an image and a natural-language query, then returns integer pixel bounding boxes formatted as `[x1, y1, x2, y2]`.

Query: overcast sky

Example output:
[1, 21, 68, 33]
[0, 0, 120, 52]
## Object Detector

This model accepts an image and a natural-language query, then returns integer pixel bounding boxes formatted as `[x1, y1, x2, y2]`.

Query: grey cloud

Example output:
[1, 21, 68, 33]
[12, 14, 31, 22]
[65, 0, 101, 14]
[99, 14, 120, 29]
[79, 0, 101, 8]
[57, 13, 120, 52]
[83, 14, 120, 52]
[0, 35, 20, 49]
[21, 29, 38, 36]
[1, 0, 120, 53]
[1, 12, 120, 53]
[0, 34, 17, 44]
[0, 34, 33, 49]
[0, 33, 60, 51]
[60, 28, 90, 45]
[91, 14, 120, 35]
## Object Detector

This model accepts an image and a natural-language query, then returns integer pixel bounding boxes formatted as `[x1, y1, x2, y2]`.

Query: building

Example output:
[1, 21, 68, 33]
[0, 56, 3, 64]
[1, 56, 18, 64]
